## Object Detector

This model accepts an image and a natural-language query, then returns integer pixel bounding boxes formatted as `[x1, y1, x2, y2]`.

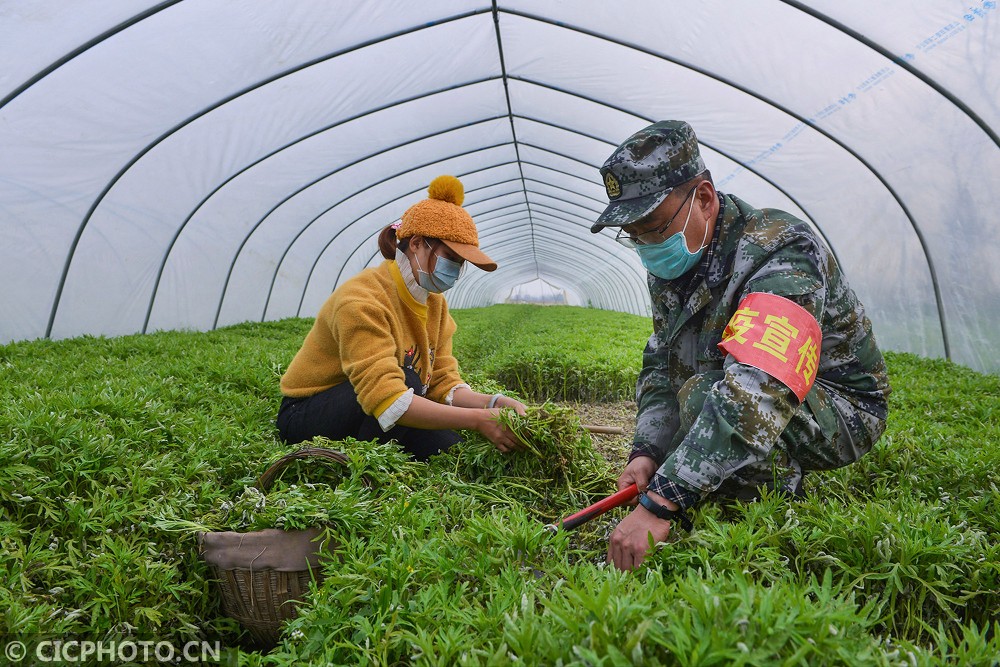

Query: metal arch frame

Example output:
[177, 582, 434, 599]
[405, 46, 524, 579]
[456, 259, 606, 310]
[338, 216, 647, 317]
[322, 191, 646, 316]
[337, 228, 628, 312]
[150, 95, 511, 332]
[317, 199, 645, 317]
[5, 4, 976, 357]
[470, 208, 530, 227]
[456, 268, 587, 308]
[512, 114, 845, 267]
[517, 157, 610, 193]
[251, 141, 645, 323]
[201, 124, 513, 329]
[491, 0, 538, 280]
[468, 155, 624, 209]
[464, 190, 676, 314]
[540, 211, 648, 312]
[263, 155, 522, 321]
[43, 8, 494, 338]
[462, 176, 529, 201]
[204, 127, 627, 327]
[261, 154, 639, 322]
[523, 187, 604, 214]
[525, 214, 648, 313]
[464, 269, 585, 309]
[527, 198, 601, 221]
[471, 212, 647, 304]
[455, 257, 619, 311]
[174, 91, 834, 331]
[478, 268, 622, 311]
[448, 201, 527, 224]
[493, 199, 617, 242]
[497, 12, 951, 357]
[522, 179, 608, 208]
[469, 186, 605, 222]
[0, 0, 185, 109]
[256, 137, 658, 324]
[464, 196, 530, 218]
[368, 237, 635, 315]
[460, 232, 640, 310]
[426, 250, 625, 312]
[778, 0, 999, 149]
[443, 239, 640, 313]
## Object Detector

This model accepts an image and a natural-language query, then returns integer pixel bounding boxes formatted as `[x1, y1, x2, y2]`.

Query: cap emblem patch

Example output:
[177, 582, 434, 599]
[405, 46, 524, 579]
[604, 171, 622, 200]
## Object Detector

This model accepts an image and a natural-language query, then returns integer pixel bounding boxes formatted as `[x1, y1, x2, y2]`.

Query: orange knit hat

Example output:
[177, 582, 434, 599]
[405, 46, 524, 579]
[396, 175, 497, 272]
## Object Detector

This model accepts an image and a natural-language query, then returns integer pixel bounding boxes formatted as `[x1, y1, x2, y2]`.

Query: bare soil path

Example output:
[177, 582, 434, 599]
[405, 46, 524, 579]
[555, 400, 636, 470]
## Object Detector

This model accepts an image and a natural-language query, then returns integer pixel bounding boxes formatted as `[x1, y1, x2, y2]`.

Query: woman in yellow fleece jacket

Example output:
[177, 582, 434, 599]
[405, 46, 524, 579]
[277, 175, 527, 460]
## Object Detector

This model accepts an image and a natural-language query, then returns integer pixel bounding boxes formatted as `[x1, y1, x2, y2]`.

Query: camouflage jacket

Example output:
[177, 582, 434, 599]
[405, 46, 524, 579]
[633, 193, 890, 505]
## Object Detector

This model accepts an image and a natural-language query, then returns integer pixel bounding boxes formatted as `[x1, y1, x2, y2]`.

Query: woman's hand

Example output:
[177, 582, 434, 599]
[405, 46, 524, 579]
[494, 395, 527, 415]
[449, 388, 528, 452]
[451, 386, 527, 415]
[476, 408, 524, 453]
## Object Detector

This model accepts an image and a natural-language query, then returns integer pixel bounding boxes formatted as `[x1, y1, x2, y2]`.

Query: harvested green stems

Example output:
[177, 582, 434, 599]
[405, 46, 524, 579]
[439, 402, 617, 515]
[202, 482, 371, 533]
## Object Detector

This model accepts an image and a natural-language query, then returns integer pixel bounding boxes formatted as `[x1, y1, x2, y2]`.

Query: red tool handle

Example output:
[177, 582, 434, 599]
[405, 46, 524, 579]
[558, 483, 639, 531]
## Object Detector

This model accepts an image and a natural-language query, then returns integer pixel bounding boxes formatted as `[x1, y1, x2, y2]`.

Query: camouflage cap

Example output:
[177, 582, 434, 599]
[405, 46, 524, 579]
[591, 120, 706, 233]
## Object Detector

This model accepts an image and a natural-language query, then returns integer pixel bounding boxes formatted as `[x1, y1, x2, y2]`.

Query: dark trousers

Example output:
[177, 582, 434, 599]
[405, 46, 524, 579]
[276, 370, 461, 461]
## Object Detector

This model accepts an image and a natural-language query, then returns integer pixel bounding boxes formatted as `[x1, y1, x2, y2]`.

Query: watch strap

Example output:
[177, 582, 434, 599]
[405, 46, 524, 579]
[638, 492, 693, 531]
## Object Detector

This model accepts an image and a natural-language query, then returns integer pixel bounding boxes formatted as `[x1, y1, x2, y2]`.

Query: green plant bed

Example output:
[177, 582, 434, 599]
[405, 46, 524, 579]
[0, 306, 997, 665]
[452, 305, 651, 402]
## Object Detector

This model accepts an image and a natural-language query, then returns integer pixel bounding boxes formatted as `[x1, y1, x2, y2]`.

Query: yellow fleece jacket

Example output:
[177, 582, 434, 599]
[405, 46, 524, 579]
[279, 260, 464, 419]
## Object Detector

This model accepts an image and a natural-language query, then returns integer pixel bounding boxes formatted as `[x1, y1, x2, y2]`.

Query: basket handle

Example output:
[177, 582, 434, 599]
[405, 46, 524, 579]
[256, 447, 350, 492]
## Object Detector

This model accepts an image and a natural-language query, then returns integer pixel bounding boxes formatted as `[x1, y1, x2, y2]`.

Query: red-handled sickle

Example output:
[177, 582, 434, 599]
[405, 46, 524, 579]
[543, 483, 639, 533]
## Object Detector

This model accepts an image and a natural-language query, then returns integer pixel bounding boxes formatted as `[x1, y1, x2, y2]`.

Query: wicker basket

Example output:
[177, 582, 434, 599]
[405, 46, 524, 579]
[197, 447, 349, 649]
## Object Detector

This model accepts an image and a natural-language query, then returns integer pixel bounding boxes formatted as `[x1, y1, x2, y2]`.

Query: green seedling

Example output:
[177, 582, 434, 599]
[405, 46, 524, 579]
[0, 307, 996, 664]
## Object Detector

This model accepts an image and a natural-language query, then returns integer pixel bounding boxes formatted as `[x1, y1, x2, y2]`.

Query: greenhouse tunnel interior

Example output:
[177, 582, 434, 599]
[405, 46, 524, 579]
[1, 1, 998, 375]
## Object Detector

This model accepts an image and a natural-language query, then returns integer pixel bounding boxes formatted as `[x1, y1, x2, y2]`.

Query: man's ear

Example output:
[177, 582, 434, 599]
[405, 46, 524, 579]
[695, 180, 716, 212]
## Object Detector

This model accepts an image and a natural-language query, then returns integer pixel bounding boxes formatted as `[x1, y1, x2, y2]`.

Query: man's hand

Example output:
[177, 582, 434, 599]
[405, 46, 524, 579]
[606, 496, 674, 571]
[617, 455, 658, 505]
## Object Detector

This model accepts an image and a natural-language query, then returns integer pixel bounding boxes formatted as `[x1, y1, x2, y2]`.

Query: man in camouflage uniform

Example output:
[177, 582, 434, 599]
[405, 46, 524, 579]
[591, 121, 890, 571]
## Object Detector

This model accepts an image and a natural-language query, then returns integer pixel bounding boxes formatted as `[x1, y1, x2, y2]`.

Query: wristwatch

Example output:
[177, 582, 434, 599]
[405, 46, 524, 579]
[638, 492, 693, 531]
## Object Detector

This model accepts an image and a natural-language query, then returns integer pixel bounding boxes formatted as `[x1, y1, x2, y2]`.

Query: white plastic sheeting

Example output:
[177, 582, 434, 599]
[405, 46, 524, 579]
[1, 1, 998, 373]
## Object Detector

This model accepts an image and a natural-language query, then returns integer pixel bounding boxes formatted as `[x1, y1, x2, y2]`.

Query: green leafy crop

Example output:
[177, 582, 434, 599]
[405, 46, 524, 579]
[0, 307, 997, 665]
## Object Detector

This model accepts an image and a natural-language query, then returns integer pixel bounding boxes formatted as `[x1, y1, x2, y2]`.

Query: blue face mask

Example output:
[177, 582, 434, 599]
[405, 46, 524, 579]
[415, 243, 463, 293]
[633, 194, 708, 280]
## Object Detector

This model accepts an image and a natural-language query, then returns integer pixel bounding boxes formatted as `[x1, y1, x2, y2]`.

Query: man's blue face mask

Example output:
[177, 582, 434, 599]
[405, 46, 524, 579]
[630, 188, 708, 280]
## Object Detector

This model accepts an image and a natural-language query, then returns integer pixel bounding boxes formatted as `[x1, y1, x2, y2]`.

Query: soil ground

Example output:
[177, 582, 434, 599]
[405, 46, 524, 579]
[555, 400, 636, 470]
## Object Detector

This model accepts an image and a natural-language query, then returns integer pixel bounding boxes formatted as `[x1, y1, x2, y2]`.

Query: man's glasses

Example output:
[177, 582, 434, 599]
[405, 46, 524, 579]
[613, 185, 698, 249]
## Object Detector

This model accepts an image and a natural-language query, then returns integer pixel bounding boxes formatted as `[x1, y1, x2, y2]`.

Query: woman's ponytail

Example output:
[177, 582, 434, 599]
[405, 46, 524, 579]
[377, 224, 398, 260]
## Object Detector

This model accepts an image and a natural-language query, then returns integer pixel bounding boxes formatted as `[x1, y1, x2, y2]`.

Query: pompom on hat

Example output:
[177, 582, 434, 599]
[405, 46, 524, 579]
[396, 175, 497, 272]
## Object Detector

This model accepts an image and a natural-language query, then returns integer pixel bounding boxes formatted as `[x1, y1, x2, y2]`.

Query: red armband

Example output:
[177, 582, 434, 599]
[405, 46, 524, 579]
[718, 292, 822, 401]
